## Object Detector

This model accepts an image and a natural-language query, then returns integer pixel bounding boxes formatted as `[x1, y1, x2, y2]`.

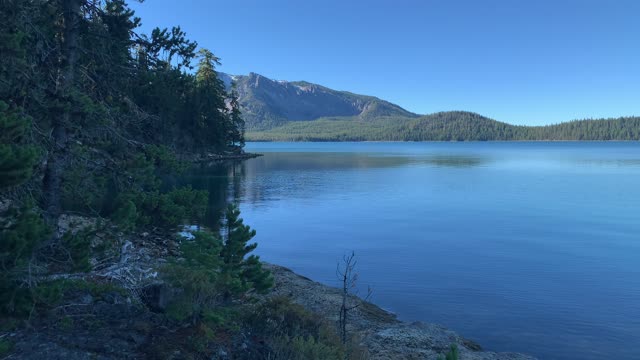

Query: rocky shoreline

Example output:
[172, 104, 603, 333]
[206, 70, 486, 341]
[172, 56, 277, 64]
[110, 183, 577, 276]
[266, 264, 537, 360]
[3, 219, 536, 359]
[180, 151, 263, 164]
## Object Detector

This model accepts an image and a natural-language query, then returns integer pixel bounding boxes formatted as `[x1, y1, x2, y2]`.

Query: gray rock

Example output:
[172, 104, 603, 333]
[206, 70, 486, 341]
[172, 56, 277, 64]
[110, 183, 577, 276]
[265, 264, 537, 360]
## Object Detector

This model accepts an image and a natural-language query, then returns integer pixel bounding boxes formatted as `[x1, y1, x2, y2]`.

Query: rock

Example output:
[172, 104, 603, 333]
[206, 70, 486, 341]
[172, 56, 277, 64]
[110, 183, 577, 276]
[0, 199, 12, 213]
[80, 294, 93, 305]
[57, 214, 97, 237]
[265, 264, 537, 360]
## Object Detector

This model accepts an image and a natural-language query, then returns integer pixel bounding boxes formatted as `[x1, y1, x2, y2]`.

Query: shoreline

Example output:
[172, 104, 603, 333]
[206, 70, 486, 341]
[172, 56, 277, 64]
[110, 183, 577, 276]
[3, 220, 537, 359]
[244, 139, 640, 143]
[266, 263, 537, 360]
[178, 151, 263, 163]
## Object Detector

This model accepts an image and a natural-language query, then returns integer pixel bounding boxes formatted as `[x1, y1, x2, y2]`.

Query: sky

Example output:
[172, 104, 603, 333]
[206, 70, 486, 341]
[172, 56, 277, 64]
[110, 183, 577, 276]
[129, 0, 639, 125]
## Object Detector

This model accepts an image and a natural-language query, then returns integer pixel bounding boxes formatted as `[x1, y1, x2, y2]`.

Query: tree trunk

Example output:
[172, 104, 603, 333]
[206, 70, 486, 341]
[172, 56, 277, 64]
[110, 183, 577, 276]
[340, 270, 348, 345]
[43, 0, 81, 230]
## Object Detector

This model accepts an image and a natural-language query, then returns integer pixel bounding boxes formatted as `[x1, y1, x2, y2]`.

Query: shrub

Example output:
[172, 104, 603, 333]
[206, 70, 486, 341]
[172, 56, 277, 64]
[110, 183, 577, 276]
[163, 206, 272, 324]
[249, 297, 329, 340]
[112, 186, 208, 230]
[0, 205, 50, 316]
[0, 338, 12, 356]
[438, 344, 459, 360]
[163, 231, 223, 324]
[61, 229, 92, 272]
[248, 297, 369, 359]
[269, 335, 344, 360]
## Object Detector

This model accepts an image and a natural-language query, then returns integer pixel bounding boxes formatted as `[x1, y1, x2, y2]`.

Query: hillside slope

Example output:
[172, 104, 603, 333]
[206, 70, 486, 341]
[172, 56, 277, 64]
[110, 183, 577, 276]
[246, 112, 640, 141]
[221, 73, 640, 141]
[220, 72, 418, 129]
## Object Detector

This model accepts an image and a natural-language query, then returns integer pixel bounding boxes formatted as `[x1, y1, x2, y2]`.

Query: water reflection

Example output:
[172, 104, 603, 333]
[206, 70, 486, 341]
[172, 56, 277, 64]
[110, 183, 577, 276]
[179, 149, 640, 230]
[180, 152, 488, 227]
[241, 152, 487, 172]
[420, 155, 485, 167]
[177, 161, 244, 229]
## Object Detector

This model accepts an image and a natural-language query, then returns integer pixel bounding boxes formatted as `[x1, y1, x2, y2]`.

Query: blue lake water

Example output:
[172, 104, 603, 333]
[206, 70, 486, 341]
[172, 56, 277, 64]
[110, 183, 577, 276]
[194, 142, 640, 360]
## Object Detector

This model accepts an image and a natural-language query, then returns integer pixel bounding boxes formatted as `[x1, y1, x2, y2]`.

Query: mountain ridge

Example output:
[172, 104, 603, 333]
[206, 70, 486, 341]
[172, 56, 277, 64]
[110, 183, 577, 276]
[220, 72, 640, 141]
[220, 72, 418, 130]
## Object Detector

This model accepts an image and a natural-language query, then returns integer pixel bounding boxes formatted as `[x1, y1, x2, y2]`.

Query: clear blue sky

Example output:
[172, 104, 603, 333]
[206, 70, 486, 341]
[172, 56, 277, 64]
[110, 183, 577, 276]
[130, 0, 639, 125]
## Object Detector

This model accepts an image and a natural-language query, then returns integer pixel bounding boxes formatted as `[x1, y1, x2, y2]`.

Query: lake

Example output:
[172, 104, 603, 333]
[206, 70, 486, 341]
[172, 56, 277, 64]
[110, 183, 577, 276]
[186, 142, 640, 360]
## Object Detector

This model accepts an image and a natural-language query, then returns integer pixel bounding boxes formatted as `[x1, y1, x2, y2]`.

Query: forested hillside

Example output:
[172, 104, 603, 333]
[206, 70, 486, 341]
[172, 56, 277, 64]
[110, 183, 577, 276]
[0, 0, 264, 344]
[213, 72, 640, 141]
[1, 0, 245, 232]
[247, 111, 640, 141]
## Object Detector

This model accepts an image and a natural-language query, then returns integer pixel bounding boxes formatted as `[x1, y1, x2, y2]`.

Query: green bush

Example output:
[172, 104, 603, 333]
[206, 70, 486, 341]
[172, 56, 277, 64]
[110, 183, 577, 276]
[163, 231, 223, 324]
[249, 297, 329, 340]
[270, 335, 344, 360]
[438, 344, 459, 360]
[116, 186, 208, 229]
[248, 297, 369, 359]
[143, 144, 187, 175]
[61, 230, 92, 272]
[202, 307, 241, 331]
[1, 275, 129, 320]
[0, 338, 12, 356]
[0, 205, 50, 316]
[60, 149, 110, 214]
[0, 100, 38, 189]
[163, 206, 272, 325]
[111, 198, 138, 231]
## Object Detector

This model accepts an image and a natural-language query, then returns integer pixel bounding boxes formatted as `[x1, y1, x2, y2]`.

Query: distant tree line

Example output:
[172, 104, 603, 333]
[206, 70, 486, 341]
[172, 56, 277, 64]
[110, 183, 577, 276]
[247, 112, 640, 141]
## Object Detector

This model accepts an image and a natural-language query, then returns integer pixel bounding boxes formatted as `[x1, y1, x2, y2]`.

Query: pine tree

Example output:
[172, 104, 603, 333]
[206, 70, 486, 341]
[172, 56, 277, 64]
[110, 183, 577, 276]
[0, 102, 37, 189]
[220, 204, 273, 299]
[0, 204, 50, 315]
[164, 231, 223, 324]
[193, 48, 228, 151]
[228, 82, 245, 150]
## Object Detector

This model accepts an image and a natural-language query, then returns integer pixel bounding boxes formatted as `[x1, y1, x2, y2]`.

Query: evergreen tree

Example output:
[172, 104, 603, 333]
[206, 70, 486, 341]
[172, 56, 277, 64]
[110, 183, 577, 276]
[228, 82, 246, 149]
[0, 102, 37, 189]
[164, 205, 272, 323]
[193, 48, 228, 151]
[0, 0, 257, 319]
[0, 205, 50, 315]
[220, 204, 273, 299]
[164, 231, 223, 324]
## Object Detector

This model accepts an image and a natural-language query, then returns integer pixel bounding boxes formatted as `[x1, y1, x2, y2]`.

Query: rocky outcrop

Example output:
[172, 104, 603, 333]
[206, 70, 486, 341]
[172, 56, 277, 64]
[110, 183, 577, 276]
[266, 264, 537, 360]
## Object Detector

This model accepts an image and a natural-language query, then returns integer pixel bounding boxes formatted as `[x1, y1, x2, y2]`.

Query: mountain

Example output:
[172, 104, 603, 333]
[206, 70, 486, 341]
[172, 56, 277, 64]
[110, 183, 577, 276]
[219, 72, 418, 130]
[220, 72, 640, 141]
